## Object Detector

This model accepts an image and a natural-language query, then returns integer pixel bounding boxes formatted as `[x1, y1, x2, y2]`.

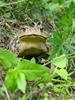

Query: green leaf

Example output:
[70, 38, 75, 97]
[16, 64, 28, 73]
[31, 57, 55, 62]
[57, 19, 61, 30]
[30, 57, 36, 63]
[51, 54, 68, 68]
[55, 68, 68, 80]
[0, 50, 17, 69]
[5, 59, 51, 92]
[5, 69, 17, 91]
[5, 68, 26, 93]
[16, 72, 26, 93]
[18, 59, 51, 82]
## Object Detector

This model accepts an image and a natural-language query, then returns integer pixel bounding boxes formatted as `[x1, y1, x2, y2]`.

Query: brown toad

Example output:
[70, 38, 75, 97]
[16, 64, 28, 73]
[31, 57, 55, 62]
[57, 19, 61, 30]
[10, 24, 49, 57]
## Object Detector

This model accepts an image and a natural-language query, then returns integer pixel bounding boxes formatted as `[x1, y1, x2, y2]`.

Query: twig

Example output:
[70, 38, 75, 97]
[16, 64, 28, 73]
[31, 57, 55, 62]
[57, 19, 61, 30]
[43, 61, 50, 66]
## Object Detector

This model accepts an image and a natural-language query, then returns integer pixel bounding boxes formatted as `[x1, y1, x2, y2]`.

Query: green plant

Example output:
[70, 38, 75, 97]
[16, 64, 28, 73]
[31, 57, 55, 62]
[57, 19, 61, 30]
[0, 0, 75, 99]
[51, 54, 68, 80]
[0, 48, 75, 100]
[47, 1, 75, 82]
[0, 50, 73, 96]
[0, 50, 51, 93]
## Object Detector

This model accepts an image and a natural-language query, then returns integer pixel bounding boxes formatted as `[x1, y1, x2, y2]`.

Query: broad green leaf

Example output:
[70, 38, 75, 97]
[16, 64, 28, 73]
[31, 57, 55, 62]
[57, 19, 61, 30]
[55, 68, 68, 80]
[5, 59, 51, 92]
[17, 59, 51, 82]
[5, 69, 17, 91]
[16, 72, 26, 93]
[5, 68, 26, 93]
[0, 50, 17, 69]
[51, 54, 68, 68]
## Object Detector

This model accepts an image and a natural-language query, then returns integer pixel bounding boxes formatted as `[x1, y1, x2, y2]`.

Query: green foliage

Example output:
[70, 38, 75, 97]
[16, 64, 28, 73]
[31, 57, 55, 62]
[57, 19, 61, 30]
[48, 0, 75, 58]
[0, 0, 75, 99]
[0, 50, 51, 93]
[51, 54, 69, 80]
[0, 50, 17, 69]
[0, 49, 72, 97]
[5, 68, 26, 93]
[16, 72, 26, 93]
[18, 59, 51, 82]
[51, 54, 68, 68]
[0, 49, 71, 96]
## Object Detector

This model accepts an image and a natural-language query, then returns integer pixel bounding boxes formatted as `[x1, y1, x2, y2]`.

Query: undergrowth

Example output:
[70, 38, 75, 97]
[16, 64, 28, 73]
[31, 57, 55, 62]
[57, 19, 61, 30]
[0, 0, 75, 100]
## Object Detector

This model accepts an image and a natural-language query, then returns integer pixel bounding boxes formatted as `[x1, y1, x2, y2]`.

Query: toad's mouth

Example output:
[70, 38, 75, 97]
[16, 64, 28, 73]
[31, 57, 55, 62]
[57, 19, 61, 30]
[19, 35, 46, 42]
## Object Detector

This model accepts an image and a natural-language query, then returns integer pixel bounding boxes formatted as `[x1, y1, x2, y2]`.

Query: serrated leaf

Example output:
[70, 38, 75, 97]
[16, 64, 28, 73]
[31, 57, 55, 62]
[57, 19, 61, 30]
[51, 54, 68, 68]
[16, 72, 26, 93]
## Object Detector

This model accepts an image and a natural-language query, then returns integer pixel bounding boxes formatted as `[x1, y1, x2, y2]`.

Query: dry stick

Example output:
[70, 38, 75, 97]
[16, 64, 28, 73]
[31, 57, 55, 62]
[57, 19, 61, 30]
[0, 0, 25, 7]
